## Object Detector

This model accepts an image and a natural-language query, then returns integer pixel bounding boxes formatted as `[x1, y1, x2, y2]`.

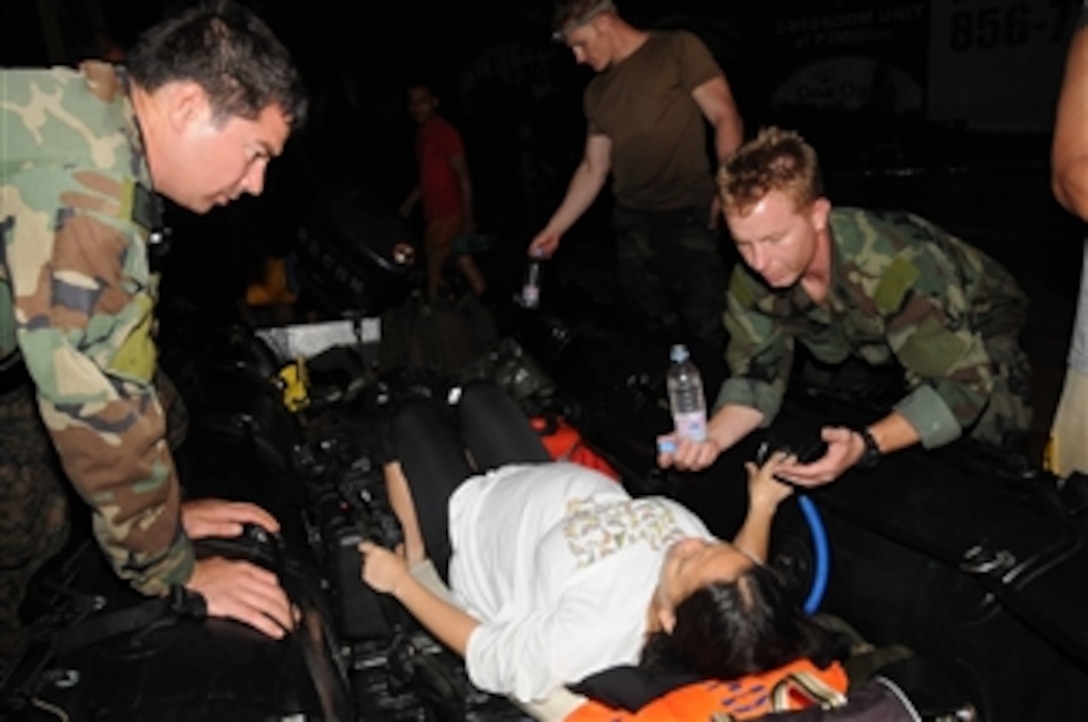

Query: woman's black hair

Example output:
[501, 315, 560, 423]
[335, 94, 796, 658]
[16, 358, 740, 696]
[641, 563, 836, 680]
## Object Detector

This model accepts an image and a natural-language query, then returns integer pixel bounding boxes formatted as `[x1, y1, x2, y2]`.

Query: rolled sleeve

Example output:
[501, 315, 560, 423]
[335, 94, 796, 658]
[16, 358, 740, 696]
[894, 384, 964, 448]
[714, 376, 782, 424]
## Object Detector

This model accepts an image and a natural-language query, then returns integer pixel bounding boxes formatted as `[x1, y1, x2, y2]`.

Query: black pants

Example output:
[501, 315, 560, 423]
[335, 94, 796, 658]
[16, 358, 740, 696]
[389, 381, 551, 581]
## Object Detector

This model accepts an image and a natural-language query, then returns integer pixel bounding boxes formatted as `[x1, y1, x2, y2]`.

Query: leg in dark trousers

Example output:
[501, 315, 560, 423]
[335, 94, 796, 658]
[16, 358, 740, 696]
[390, 398, 472, 581]
[457, 381, 551, 471]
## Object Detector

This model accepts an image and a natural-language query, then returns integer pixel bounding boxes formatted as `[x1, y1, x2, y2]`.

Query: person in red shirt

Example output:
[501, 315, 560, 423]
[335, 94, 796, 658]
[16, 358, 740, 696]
[400, 82, 487, 298]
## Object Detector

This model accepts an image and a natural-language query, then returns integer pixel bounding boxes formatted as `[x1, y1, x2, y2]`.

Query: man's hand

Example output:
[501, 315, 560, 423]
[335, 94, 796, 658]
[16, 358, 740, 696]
[771, 426, 864, 488]
[359, 540, 410, 596]
[528, 228, 560, 259]
[181, 499, 280, 540]
[185, 557, 295, 639]
[657, 432, 722, 472]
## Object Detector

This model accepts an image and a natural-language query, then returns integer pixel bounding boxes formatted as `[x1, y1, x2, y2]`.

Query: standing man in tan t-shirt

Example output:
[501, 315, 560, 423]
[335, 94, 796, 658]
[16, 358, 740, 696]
[529, 0, 743, 349]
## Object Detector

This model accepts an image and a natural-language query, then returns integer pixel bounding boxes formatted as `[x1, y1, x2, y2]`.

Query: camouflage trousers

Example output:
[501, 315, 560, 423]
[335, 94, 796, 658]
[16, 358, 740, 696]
[0, 382, 69, 658]
[0, 367, 188, 661]
[613, 203, 727, 350]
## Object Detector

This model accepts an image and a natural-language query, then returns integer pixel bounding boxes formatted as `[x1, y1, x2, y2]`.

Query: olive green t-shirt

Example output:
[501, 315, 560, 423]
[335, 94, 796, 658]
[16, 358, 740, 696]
[584, 30, 722, 211]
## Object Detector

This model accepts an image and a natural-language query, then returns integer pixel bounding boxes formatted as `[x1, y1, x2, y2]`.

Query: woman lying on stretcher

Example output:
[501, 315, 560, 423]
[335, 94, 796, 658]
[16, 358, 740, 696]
[358, 382, 836, 705]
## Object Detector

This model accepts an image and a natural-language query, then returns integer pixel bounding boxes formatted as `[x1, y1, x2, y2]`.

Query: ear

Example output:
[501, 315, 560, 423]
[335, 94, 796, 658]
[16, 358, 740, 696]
[809, 197, 831, 233]
[166, 80, 210, 133]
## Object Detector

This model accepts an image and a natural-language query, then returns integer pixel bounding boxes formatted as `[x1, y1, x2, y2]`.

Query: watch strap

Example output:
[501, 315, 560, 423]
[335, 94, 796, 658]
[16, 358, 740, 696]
[855, 427, 881, 470]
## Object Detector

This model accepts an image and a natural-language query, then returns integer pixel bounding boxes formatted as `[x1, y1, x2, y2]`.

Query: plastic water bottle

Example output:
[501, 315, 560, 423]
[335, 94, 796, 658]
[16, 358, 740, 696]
[666, 344, 707, 442]
[521, 258, 542, 309]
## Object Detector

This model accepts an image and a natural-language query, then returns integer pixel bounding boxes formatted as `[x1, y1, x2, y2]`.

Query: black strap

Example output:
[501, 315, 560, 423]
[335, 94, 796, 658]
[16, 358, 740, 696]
[51, 584, 206, 657]
[0, 356, 30, 396]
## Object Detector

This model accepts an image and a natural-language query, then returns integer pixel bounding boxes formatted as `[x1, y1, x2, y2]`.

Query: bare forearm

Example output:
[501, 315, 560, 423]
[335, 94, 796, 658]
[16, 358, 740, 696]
[692, 76, 744, 165]
[866, 411, 921, 456]
[383, 462, 426, 566]
[1052, 23, 1088, 220]
[732, 500, 778, 562]
[1053, 157, 1088, 220]
[707, 403, 765, 455]
[713, 113, 743, 164]
[545, 160, 607, 235]
[393, 574, 480, 656]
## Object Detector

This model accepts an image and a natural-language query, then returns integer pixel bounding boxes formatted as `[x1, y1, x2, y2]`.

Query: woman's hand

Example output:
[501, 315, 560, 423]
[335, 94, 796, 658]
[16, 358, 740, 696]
[359, 540, 410, 596]
[744, 451, 796, 511]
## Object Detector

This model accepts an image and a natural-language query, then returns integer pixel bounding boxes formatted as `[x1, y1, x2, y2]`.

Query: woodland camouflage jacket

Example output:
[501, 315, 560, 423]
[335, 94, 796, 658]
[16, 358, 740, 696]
[1, 61, 192, 595]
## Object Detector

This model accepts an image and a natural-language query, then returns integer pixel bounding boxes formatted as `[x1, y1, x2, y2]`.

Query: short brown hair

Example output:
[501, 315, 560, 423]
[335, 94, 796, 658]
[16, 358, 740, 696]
[717, 127, 823, 216]
[552, 0, 616, 39]
[127, 0, 307, 129]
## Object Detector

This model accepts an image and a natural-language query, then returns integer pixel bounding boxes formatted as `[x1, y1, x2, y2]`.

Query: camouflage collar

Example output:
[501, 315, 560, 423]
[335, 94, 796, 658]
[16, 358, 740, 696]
[112, 65, 154, 190]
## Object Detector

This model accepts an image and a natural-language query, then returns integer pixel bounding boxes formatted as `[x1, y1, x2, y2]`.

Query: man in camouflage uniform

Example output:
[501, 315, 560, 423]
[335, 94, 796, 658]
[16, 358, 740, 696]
[659, 126, 1031, 486]
[0, 0, 308, 657]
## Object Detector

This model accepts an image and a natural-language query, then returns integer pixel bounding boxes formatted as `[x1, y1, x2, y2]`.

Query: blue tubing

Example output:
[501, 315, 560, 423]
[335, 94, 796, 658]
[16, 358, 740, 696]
[797, 495, 829, 614]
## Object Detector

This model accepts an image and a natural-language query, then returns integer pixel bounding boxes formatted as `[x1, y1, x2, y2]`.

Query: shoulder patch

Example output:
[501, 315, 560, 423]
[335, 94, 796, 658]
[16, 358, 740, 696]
[874, 255, 920, 313]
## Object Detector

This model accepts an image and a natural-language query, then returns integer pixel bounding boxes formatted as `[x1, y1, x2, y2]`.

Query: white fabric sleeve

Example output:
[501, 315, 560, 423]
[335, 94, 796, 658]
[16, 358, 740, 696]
[464, 553, 650, 703]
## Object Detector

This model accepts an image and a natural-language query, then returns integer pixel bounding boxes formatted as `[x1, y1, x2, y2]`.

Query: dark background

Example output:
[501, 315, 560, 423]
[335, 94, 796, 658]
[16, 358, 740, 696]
[3, 0, 1085, 448]
[4, 1, 1075, 219]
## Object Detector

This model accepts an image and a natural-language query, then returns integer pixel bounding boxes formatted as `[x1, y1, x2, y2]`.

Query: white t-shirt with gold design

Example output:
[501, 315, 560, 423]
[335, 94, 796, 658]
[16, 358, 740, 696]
[447, 462, 714, 703]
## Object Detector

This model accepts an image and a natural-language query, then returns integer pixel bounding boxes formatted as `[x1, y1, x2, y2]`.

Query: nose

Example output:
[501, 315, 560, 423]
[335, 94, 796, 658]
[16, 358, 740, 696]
[746, 244, 768, 273]
[240, 159, 268, 197]
[573, 47, 586, 64]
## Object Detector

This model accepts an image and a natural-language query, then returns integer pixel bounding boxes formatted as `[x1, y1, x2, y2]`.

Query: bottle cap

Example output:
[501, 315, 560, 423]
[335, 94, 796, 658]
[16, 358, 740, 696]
[670, 344, 689, 363]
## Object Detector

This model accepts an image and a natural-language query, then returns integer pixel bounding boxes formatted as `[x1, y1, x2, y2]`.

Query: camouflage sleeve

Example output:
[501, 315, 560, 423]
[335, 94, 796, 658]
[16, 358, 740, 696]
[3, 165, 194, 596]
[715, 265, 793, 424]
[880, 246, 997, 448]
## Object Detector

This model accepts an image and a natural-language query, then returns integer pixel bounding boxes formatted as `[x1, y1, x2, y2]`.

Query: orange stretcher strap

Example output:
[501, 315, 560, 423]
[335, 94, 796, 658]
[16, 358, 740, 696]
[564, 658, 848, 722]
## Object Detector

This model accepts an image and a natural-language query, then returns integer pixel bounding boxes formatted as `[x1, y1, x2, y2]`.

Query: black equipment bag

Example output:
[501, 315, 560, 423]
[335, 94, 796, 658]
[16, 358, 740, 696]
[3, 525, 352, 722]
[764, 393, 1088, 722]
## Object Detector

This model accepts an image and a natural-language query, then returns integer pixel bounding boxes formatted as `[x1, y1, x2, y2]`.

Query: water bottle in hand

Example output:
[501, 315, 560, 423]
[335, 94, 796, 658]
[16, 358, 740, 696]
[666, 344, 707, 443]
[521, 257, 542, 309]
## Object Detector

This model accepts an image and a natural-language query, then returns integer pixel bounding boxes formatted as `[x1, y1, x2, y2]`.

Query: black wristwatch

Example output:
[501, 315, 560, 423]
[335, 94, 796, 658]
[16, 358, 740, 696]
[854, 427, 881, 470]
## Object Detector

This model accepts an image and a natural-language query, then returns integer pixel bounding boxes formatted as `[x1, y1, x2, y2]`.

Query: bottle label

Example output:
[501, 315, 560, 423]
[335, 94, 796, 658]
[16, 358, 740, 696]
[673, 411, 707, 442]
[522, 284, 540, 308]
